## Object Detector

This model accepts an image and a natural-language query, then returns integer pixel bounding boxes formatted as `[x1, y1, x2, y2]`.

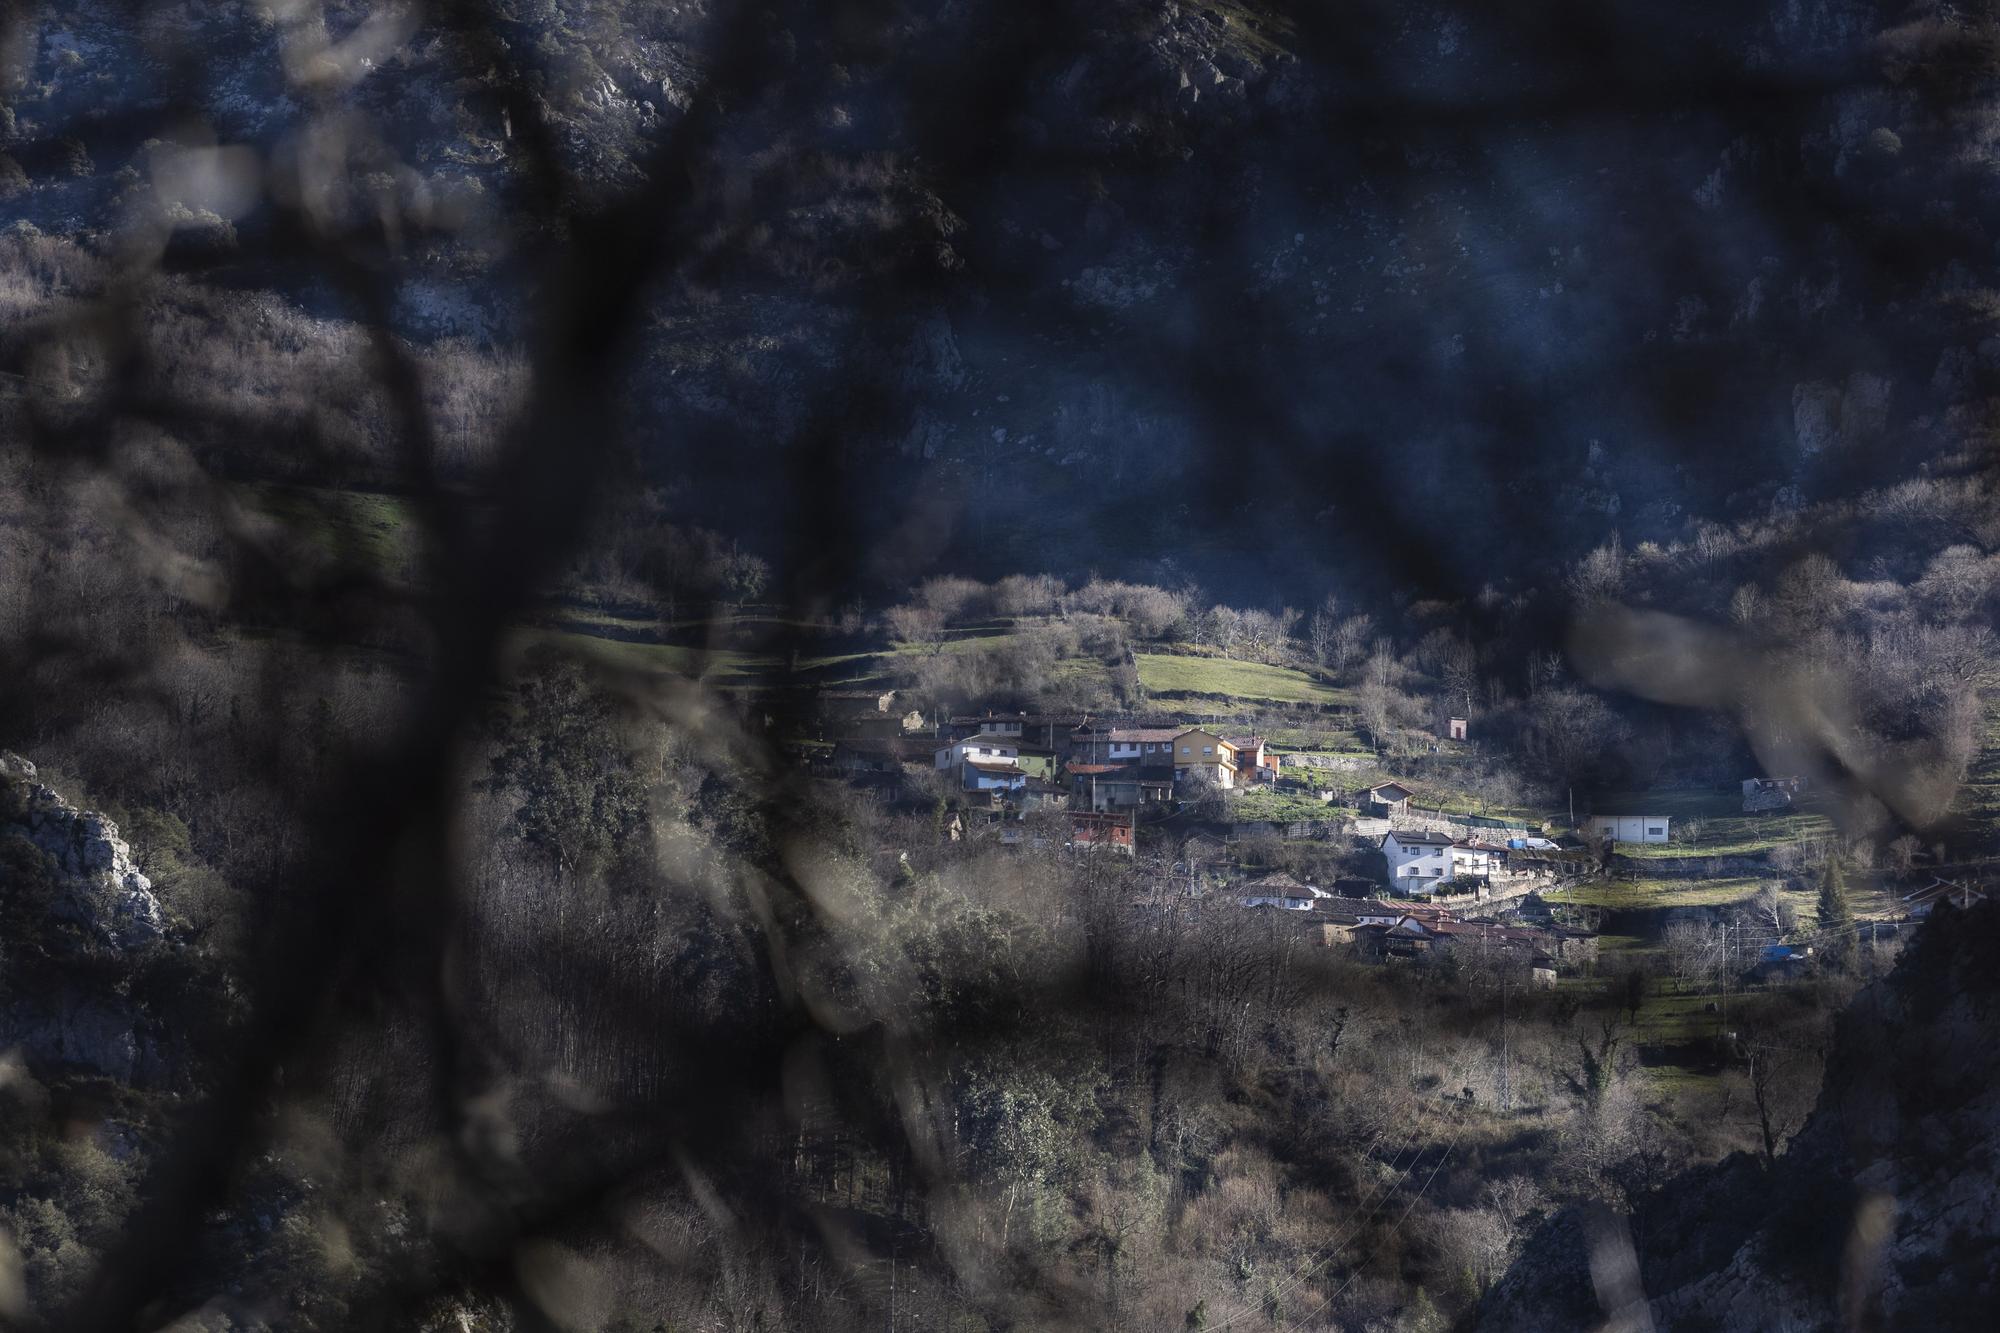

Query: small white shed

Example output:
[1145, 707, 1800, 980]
[1590, 814, 1670, 844]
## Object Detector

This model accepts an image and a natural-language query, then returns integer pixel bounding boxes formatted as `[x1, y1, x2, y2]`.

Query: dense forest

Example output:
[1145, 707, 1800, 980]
[3, 0, 2000, 1329]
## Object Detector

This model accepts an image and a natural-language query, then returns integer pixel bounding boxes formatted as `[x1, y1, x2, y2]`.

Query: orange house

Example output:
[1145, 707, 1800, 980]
[1069, 811, 1136, 854]
[1171, 728, 1240, 789]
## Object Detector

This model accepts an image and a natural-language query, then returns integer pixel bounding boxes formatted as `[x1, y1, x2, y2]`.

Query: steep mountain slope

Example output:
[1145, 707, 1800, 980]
[10, 1, 1998, 613]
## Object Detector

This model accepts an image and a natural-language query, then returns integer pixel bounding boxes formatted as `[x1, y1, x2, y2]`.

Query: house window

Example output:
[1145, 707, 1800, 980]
[1203, 746, 1214, 755]
[1181, 746, 1190, 755]
[1648, 826, 1664, 836]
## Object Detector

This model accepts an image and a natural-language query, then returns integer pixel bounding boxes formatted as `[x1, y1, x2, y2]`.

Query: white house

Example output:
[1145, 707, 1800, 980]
[1101, 727, 1182, 763]
[934, 734, 1020, 771]
[963, 761, 1028, 794]
[1380, 830, 1501, 889]
[1236, 873, 1333, 911]
[1589, 814, 1670, 844]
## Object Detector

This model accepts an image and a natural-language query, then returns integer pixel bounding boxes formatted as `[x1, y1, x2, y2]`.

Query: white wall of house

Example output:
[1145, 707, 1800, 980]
[935, 738, 1020, 770]
[1384, 834, 1449, 882]
[1383, 835, 1497, 885]
[1591, 815, 1669, 843]
[1240, 891, 1324, 911]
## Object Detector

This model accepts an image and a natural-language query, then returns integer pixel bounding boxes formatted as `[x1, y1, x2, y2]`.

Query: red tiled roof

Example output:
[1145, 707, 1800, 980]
[1425, 921, 1556, 944]
[1380, 903, 1452, 920]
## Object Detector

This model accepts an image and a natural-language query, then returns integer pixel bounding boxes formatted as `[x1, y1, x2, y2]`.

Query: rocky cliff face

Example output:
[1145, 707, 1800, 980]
[1478, 900, 2000, 1331]
[0, 751, 171, 1081]
[0, 751, 163, 948]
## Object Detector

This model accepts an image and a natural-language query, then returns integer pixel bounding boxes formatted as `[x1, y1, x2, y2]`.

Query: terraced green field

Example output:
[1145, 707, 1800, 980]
[1135, 653, 1349, 705]
[512, 628, 766, 685]
[1225, 788, 1343, 823]
[1547, 876, 1774, 912]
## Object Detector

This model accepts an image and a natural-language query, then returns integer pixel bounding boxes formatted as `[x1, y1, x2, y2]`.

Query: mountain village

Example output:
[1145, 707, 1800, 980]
[811, 693, 1620, 982]
[803, 686, 1993, 995]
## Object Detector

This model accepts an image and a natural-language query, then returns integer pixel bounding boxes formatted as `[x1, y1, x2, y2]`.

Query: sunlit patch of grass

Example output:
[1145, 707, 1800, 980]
[1544, 876, 1771, 912]
[886, 628, 1023, 657]
[1137, 653, 1350, 706]
[511, 627, 764, 684]
[1640, 1064, 1725, 1094]
[1262, 727, 1371, 756]
[1631, 986, 1727, 1044]
[554, 606, 672, 632]
[238, 482, 422, 579]
[1226, 788, 1343, 823]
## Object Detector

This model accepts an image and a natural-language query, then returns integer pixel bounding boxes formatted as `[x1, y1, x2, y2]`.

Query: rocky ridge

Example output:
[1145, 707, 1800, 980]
[0, 750, 170, 1081]
[1, 750, 164, 949]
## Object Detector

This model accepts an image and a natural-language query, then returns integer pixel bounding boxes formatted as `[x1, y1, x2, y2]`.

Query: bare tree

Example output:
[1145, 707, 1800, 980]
[1306, 593, 1339, 669]
[1330, 613, 1374, 674]
[886, 603, 952, 657]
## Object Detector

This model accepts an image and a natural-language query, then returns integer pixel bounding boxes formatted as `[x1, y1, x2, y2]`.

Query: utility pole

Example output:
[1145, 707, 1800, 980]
[1719, 921, 1731, 1037]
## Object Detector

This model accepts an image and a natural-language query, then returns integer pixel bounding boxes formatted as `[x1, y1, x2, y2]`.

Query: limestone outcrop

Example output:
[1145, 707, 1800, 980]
[1, 751, 164, 949]
[1, 751, 170, 1080]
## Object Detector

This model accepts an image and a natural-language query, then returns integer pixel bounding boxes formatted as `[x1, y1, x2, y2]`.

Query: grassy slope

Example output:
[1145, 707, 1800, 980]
[239, 482, 422, 578]
[227, 502, 1364, 718]
[510, 627, 771, 687]
[1548, 875, 1776, 913]
[1225, 788, 1342, 823]
[1135, 653, 1349, 706]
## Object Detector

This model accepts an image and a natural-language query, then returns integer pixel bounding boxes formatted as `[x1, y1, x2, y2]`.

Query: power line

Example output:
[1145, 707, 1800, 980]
[1284, 1120, 1465, 1329]
[1207, 1118, 1430, 1329]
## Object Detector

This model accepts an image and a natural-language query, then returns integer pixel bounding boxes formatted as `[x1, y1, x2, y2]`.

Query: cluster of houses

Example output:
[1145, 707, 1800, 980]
[818, 698, 1301, 854]
[808, 691, 2000, 986]
[813, 695, 1592, 908]
[1224, 872, 1597, 984]
[814, 699, 1236, 854]
[933, 712, 1281, 801]
[812, 692, 2000, 983]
